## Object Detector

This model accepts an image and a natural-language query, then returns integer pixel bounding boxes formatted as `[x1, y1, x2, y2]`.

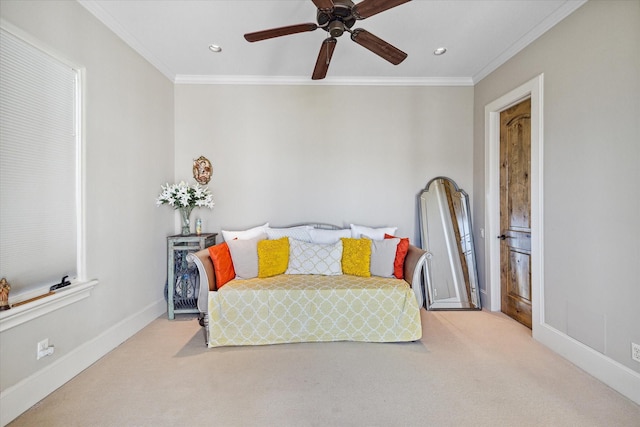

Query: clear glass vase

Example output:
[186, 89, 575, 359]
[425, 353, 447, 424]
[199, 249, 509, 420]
[179, 206, 194, 236]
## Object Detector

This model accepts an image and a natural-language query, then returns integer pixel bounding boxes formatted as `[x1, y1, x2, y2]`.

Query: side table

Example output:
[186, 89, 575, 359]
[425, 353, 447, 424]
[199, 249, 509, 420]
[166, 233, 217, 319]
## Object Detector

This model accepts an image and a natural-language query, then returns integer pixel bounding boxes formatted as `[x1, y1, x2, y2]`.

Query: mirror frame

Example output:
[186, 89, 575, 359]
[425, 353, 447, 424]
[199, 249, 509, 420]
[418, 177, 481, 310]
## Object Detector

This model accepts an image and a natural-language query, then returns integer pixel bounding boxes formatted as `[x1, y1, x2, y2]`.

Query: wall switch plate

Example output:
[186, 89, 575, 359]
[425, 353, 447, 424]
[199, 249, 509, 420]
[632, 343, 640, 363]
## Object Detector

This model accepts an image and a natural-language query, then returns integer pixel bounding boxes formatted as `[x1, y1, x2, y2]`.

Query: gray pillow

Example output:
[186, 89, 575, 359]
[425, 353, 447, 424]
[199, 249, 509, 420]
[368, 237, 400, 278]
[226, 233, 267, 279]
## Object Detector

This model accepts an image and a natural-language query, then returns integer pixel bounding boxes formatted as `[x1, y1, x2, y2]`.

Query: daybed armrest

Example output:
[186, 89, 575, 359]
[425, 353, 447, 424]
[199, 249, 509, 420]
[186, 249, 216, 313]
[403, 244, 427, 308]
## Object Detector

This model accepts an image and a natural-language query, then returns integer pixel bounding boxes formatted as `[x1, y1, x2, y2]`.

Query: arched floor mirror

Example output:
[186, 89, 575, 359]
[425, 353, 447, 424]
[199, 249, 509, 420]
[419, 177, 481, 310]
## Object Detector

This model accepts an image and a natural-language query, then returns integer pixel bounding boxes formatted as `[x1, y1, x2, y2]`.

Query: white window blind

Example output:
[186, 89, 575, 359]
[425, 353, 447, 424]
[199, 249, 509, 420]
[0, 28, 80, 297]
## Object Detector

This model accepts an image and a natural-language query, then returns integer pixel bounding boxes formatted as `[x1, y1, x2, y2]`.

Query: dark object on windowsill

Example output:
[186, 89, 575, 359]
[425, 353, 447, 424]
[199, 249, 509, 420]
[50, 275, 71, 292]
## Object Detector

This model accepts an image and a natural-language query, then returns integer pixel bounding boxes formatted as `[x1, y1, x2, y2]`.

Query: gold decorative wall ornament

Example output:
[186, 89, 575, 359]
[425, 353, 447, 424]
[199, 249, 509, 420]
[0, 278, 10, 311]
[193, 156, 212, 185]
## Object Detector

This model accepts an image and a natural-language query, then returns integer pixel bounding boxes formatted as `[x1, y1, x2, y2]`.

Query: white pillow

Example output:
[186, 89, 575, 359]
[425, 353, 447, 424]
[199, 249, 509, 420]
[286, 238, 343, 276]
[221, 222, 269, 242]
[350, 224, 398, 240]
[226, 233, 267, 279]
[309, 228, 351, 244]
[266, 225, 313, 242]
[369, 237, 400, 278]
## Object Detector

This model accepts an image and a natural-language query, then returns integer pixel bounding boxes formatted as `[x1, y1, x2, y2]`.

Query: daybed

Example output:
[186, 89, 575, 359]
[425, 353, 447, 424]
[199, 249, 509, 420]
[187, 223, 427, 348]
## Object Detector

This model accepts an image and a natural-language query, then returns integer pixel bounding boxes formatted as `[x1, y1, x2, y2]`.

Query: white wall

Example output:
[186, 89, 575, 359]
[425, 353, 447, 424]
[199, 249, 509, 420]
[0, 3, 474, 421]
[175, 84, 474, 244]
[473, 0, 640, 392]
[8, 0, 637, 421]
[0, 1, 174, 423]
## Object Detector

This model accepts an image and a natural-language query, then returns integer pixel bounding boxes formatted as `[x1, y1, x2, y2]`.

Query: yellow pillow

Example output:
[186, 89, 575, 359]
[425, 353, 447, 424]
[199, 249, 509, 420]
[257, 237, 290, 278]
[340, 238, 371, 277]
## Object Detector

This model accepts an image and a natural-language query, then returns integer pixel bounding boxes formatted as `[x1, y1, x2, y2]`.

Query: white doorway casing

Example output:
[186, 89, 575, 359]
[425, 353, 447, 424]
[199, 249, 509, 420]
[483, 74, 544, 337]
[483, 74, 640, 405]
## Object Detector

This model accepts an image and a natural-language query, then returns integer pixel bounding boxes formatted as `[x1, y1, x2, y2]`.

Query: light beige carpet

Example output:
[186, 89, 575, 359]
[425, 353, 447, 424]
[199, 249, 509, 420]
[9, 309, 640, 427]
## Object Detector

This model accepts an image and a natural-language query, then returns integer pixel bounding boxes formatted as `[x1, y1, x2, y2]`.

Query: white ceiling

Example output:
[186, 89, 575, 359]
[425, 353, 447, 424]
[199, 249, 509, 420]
[78, 0, 586, 85]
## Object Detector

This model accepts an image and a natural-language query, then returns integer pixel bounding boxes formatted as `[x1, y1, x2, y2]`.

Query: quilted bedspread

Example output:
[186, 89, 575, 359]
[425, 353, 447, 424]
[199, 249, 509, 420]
[206, 274, 422, 347]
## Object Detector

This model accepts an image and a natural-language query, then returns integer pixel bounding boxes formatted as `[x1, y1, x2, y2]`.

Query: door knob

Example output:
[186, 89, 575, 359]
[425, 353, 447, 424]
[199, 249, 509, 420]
[497, 234, 508, 240]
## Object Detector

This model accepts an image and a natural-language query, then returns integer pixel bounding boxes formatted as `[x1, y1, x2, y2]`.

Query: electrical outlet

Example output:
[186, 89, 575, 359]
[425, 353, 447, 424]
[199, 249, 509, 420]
[36, 339, 54, 360]
[37, 339, 48, 360]
[632, 343, 640, 363]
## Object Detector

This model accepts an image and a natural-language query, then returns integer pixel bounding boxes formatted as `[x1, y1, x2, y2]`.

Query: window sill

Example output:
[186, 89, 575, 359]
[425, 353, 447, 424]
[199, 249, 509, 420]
[0, 280, 99, 333]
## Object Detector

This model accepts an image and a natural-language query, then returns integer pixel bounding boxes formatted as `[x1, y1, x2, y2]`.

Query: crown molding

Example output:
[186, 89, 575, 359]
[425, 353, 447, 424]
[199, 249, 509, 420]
[77, 0, 175, 82]
[174, 75, 473, 87]
[79, 0, 585, 88]
[472, 0, 588, 83]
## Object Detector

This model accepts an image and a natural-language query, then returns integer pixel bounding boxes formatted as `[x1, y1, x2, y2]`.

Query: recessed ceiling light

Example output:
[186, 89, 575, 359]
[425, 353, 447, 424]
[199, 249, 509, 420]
[433, 47, 447, 56]
[208, 44, 222, 53]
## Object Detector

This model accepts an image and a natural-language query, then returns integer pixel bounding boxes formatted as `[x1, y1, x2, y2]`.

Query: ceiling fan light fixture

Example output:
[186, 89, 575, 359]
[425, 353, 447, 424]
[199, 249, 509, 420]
[433, 47, 447, 56]
[328, 21, 345, 38]
[208, 44, 222, 53]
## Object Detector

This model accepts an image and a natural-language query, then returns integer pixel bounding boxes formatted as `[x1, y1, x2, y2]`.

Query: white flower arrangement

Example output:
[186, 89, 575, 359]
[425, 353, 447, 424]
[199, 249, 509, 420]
[156, 181, 214, 210]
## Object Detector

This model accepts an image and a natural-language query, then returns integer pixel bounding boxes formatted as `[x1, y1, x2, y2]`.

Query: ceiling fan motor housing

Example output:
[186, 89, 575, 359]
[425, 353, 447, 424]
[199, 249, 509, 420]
[317, 0, 356, 37]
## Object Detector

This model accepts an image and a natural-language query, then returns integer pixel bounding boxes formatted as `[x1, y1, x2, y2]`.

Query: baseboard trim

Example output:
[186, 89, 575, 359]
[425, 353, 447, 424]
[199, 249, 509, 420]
[535, 322, 640, 405]
[0, 299, 166, 426]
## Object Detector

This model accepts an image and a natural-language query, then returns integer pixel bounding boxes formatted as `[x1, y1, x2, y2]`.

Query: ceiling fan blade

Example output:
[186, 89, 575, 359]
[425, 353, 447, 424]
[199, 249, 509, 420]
[312, 38, 337, 80]
[311, 0, 334, 10]
[352, 0, 411, 19]
[350, 28, 407, 65]
[244, 23, 318, 42]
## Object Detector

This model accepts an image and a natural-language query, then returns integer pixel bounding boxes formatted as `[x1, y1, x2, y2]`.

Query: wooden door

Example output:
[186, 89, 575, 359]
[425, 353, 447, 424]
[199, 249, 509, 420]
[500, 98, 532, 329]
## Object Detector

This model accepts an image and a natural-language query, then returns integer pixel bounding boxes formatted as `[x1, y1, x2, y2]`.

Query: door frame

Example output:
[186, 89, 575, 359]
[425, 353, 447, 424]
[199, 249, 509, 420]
[484, 74, 544, 335]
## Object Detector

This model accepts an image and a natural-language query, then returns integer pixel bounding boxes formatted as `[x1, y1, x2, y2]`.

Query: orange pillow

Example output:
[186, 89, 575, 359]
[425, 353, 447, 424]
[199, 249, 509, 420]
[208, 243, 235, 289]
[385, 234, 409, 279]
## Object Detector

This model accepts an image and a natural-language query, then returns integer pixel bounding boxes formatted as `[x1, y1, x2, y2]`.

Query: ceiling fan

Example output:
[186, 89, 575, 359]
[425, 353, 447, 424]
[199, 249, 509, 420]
[244, 0, 411, 80]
